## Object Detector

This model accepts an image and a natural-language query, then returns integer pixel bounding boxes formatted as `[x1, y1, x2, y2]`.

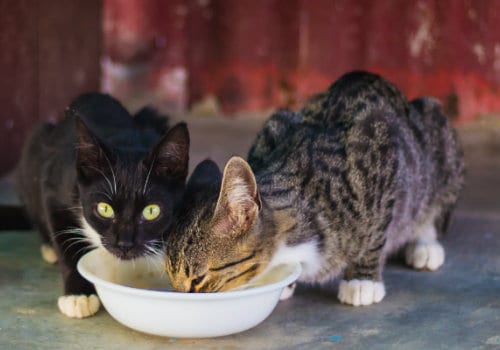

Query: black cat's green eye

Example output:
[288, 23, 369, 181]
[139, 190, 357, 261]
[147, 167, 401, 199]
[96, 202, 115, 219]
[143, 204, 160, 221]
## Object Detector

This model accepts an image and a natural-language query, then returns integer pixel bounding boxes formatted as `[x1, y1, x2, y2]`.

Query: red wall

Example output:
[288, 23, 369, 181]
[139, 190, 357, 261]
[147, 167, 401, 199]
[0, 0, 102, 175]
[2, 1, 499, 175]
[103, 0, 500, 122]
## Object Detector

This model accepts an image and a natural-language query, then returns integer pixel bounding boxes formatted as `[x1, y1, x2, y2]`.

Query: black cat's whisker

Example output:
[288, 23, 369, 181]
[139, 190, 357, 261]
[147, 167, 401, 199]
[102, 152, 117, 195]
[62, 236, 88, 244]
[62, 237, 91, 256]
[147, 239, 163, 249]
[144, 255, 160, 275]
[144, 252, 166, 276]
[142, 240, 165, 271]
[89, 191, 113, 201]
[144, 245, 155, 255]
[145, 245, 162, 259]
[65, 206, 84, 212]
[71, 245, 93, 260]
[81, 165, 115, 195]
[53, 227, 85, 238]
[142, 155, 156, 195]
[143, 255, 152, 272]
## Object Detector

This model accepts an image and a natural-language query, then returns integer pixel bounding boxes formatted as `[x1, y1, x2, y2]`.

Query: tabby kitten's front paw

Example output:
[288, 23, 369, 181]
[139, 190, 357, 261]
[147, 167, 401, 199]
[405, 240, 445, 271]
[57, 294, 100, 318]
[338, 279, 385, 306]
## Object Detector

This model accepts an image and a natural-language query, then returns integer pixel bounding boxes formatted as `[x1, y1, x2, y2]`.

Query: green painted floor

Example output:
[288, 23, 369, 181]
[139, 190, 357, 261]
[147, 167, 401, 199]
[1, 116, 499, 350]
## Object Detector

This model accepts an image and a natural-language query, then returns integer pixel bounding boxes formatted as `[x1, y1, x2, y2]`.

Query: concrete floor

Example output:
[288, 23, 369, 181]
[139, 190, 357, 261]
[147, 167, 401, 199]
[1, 115, 500, 350]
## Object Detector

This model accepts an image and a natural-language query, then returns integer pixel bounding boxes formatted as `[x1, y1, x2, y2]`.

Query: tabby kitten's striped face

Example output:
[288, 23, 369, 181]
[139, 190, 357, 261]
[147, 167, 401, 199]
[165, 158, 269, 293]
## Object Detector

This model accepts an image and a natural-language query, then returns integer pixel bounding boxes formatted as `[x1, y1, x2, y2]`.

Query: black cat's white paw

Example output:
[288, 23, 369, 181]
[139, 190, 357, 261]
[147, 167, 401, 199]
[40, 244, 58, 264]
[338, 279, 385, 306]
[405, 240, 445, 271]
[57, 294, 100, 318]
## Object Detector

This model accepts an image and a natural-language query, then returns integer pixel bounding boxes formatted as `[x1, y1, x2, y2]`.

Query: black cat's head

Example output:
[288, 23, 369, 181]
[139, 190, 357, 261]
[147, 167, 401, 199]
[76, 118, 189, 260]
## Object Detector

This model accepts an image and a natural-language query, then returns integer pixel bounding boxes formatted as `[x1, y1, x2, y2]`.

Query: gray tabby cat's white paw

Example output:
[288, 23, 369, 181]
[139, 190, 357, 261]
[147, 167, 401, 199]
[279, 283, 296, 300]
[57, 294, 100, 318]
[405, 240, 445, 271]
[338, 279, 385, 306]
[40, 244, 58, 264]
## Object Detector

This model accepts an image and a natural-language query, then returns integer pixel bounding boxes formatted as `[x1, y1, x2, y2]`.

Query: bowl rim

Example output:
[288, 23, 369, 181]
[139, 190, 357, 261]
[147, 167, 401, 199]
[77, 249, 302, 301]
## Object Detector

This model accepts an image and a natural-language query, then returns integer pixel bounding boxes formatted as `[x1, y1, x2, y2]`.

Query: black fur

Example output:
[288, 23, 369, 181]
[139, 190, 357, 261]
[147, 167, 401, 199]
[16, 93, 189, 299]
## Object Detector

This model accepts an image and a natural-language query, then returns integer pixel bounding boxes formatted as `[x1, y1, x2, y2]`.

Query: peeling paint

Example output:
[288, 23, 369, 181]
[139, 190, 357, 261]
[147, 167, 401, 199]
[157, 67, 188, 112]
[472, 43, 486, 64]
[100, 0, 500, 122]
[467, 8, 478, 21]
[409, 2, 434, 60]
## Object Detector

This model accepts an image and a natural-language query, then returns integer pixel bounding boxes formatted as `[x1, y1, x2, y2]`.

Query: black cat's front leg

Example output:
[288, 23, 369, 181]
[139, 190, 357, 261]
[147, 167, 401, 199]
[338, 241, 386, 306]
[56, 257, 100, 318]
[47, 204, 100, 318]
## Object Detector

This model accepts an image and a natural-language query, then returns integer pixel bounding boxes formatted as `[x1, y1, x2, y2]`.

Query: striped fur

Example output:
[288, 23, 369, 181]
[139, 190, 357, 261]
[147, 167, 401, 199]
[165, 71, 464, 304]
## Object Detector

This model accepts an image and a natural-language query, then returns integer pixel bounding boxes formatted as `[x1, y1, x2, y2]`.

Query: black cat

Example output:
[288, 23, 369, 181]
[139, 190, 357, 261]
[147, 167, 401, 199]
[16, 93, 189, 318]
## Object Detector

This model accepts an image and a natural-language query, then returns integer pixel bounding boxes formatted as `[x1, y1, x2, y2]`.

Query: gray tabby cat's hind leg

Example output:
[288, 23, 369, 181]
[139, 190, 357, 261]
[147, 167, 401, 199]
[405, 208, 445, 271]
[338, 251, 386, 306]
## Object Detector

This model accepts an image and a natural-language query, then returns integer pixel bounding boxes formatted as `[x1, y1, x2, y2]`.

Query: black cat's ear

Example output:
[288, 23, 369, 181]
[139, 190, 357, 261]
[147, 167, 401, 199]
[76, 118, 112, 182]
[212, 156, 261, 236]
[145, 122, 190, 182]
[187, 159, 222, 191]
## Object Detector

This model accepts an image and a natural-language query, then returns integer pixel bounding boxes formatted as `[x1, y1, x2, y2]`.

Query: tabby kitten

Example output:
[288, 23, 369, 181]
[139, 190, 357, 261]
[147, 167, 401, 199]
[17, 93, 189, 317]
[165, 71, 464, 306]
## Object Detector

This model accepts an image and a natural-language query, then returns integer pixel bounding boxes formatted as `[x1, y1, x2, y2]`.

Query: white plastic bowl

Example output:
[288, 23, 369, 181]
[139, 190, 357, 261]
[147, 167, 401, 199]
[77, 248, 301, 338]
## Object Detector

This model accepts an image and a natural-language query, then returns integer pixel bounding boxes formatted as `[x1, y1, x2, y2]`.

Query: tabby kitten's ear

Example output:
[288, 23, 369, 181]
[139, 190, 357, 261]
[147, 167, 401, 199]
[76, 117, 113, 182]
[145, 122, 190, 182]
[212, 156, 262, 236]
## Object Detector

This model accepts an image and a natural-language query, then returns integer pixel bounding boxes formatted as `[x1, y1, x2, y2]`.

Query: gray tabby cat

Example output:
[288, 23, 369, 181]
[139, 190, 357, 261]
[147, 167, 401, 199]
[165, 71, 464, 306]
